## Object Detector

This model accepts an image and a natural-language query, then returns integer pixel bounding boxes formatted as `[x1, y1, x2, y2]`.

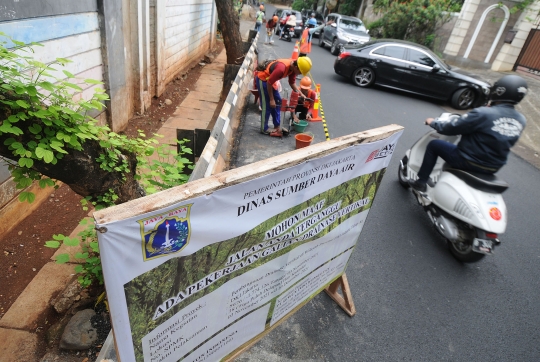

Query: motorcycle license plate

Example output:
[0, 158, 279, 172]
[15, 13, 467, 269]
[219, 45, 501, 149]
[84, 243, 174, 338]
[473, 238, 493, 255]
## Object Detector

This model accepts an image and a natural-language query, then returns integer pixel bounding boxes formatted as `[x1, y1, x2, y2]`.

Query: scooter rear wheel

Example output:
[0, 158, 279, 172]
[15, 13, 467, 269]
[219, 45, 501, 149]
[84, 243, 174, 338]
[447, 227, 486, 263]
[398, 156, 409, 188]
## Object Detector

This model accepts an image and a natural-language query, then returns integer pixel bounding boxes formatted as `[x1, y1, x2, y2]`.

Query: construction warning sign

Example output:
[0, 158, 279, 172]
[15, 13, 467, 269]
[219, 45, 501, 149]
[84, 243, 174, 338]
[95, 128, 402, 362]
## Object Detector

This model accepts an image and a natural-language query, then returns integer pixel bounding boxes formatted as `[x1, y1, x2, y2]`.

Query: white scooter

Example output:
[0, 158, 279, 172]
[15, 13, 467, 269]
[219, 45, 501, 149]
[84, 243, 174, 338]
[398, 113, 509, 263]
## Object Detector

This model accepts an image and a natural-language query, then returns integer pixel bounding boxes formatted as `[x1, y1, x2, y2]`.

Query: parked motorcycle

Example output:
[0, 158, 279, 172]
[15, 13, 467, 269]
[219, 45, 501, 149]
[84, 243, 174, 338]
[398, 113, 509, 263]
[280, 25, 295, 42]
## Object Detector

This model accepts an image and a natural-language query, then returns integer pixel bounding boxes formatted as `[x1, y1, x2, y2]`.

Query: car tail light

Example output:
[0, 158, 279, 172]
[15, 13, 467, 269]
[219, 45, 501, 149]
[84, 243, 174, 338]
[338, 52, 351, 60]
[300, 21, 303, 26]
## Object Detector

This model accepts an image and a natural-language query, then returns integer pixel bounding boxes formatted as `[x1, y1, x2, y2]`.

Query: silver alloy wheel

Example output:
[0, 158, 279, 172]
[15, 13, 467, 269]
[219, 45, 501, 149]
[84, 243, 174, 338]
[352, 67, 375, 87]
[330, 39, 340, 55]
[451, 88, 476, 110]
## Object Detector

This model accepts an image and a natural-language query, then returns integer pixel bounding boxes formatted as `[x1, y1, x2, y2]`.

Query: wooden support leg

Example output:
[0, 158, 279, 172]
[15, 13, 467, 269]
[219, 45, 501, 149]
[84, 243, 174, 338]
[324, 273, 356, 317]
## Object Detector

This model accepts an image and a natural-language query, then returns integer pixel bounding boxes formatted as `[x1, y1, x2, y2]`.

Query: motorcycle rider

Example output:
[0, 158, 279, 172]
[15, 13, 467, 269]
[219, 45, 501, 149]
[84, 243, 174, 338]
[409, 75, 528, 193]
[256, 57, 313, 136]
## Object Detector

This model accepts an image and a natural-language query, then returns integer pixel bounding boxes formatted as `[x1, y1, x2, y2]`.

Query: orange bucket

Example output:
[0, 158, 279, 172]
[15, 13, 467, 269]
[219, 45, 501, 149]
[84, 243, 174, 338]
[295, 133, 313, 149]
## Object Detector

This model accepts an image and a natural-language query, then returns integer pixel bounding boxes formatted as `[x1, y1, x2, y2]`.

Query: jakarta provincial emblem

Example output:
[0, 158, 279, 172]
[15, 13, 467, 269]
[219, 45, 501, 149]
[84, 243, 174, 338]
[138, 204, 192, 261]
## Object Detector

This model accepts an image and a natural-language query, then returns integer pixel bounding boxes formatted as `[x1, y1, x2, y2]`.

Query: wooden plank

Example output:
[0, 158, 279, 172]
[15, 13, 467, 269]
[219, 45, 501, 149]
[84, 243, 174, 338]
[324, 273, 356, 317]
[94, 124, 404, 224]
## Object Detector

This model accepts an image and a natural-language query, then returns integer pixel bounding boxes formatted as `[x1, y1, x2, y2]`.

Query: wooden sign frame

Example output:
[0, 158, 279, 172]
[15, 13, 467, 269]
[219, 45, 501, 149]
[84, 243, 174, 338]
[94, 124, 403, 362]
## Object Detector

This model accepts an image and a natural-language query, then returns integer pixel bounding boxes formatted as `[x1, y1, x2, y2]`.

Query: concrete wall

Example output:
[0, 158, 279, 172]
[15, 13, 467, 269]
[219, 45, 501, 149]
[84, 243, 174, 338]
[156, 0, 215, 96]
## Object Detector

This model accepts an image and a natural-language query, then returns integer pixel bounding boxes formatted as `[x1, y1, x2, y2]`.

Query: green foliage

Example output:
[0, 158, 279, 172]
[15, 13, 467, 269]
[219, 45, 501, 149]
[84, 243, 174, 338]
[136, 137, 193, 195]
[1, 35, 193, 288]
[369, 0, 455, 48]
[45, 218, 102, 288]
[291, 0, 318, 11]
[0, 33, 108, 200]
[338, 0, 363, 16]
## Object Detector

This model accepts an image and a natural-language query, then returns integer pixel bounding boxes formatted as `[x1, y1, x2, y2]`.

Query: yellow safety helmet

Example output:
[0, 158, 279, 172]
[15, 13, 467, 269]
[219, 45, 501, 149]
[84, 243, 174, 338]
[296, 57, 312, 76]
[300, 76, 312, 89]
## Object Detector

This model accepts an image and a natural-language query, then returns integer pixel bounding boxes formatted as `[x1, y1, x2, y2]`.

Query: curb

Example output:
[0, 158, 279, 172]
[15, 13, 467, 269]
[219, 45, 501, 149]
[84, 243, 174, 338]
[188, 33, 259, 181]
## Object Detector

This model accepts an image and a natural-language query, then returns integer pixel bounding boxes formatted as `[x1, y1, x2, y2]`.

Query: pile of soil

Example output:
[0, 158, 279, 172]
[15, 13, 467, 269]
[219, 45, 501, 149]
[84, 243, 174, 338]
[0, 40, 224, 361]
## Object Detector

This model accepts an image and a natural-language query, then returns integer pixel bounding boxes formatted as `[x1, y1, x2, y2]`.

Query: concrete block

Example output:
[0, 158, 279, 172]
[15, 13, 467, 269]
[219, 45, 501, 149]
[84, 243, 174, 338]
[172, 106, 215, 121]
[0, 262, 75, 329]
[187, 90, 221, 103]
[178, 98, 218, 112]
[184, 92, 220, 105]
[0, 328, 39, 362]
[196, 78, 223, 89]
[162, 117, 211, 131]
[200, 68, 225, 77]
[194, 84, 223, 94]
[0, 182, 55, 236]
[214, 154, 227, 174]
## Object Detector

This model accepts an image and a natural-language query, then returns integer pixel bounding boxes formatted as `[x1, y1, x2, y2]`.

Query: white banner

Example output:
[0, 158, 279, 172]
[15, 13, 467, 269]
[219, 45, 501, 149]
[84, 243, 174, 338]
[96, 132, 401, 362]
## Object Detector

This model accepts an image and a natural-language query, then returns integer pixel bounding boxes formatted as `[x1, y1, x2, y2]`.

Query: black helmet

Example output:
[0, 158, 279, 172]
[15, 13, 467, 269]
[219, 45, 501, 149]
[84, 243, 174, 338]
[489, 75, 528, 104]
[307, 23, 315, 28]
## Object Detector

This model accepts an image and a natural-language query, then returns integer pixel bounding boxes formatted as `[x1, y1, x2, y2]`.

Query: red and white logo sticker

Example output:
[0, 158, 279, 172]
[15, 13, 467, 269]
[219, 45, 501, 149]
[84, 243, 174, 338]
[489, 207, 502, 221]
[365, 149, 378, 163]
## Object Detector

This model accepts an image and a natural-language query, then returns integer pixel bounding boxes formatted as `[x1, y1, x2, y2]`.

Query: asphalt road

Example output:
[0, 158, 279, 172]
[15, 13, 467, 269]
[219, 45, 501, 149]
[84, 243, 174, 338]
[235, 7, 540, 361]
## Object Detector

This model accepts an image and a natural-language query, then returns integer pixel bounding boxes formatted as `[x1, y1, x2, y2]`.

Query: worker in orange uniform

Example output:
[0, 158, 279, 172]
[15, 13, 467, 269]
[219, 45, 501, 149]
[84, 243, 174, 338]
[292, 76, 317, 122]
[299, 20, 333, 56]
[256, 57, 313, 136]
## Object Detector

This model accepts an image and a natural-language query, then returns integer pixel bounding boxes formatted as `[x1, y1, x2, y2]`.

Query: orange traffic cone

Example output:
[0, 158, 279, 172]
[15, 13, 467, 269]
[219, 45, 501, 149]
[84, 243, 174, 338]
[310, 83, 322, 122]
[291, 41, 300, 61]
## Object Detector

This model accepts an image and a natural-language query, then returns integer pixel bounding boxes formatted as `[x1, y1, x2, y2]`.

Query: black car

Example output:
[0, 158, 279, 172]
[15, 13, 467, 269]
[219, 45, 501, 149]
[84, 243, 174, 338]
[274, 9, 303, 38]
[334, 39, 491, 109]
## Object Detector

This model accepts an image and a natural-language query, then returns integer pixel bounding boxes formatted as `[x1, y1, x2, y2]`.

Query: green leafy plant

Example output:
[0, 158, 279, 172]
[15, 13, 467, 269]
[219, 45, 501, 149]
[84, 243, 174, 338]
[369, 0, 455, 49]
[46, 218, 102, 288]
[1, 34, 193, 288]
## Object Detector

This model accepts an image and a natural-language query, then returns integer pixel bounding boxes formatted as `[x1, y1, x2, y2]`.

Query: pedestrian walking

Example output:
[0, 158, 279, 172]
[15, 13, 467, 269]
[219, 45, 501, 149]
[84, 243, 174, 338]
[254, 5, 265, 32]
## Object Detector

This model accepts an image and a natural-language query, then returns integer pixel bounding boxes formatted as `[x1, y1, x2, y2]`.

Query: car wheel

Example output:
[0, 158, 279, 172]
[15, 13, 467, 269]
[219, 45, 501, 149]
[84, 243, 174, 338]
[352, 67, 375, 88]
[319, 34, 325, 48]
[451, 88, 476, 110]
[330, 39, 340, 55]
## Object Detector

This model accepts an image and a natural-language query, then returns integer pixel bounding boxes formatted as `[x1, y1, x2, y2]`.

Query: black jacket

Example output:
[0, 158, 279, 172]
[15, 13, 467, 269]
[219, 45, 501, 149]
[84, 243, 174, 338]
[430, 104, 526, 169]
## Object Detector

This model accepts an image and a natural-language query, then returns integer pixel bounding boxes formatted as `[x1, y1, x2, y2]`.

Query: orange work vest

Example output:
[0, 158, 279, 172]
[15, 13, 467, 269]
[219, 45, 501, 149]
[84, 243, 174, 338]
[257, 59, 294, 81]
[299, 28, 311, 54]
[301, 89, 316, 109]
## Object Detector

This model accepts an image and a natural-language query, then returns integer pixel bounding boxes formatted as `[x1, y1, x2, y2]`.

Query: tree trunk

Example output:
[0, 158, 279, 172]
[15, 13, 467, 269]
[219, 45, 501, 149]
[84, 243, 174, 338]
[215, 0, 245, 65]
[0, 134, 144, 204]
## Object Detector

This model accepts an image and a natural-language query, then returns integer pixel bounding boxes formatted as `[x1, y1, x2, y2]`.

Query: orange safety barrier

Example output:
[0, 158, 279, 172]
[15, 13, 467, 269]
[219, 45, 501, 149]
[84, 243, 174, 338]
[309, 83, 322, 122]
[291, 41, 300, 61]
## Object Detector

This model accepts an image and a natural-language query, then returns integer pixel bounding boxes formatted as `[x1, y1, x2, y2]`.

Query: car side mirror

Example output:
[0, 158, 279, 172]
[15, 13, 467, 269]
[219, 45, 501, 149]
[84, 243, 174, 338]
[331, 23, 337, 28]
[366, 29, 369, 34]
[432, 64, 441, 73]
